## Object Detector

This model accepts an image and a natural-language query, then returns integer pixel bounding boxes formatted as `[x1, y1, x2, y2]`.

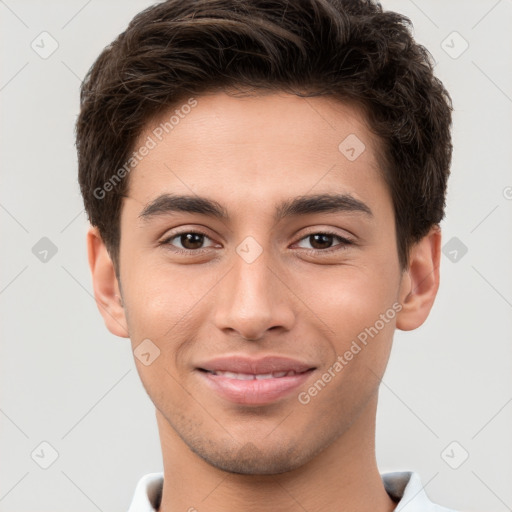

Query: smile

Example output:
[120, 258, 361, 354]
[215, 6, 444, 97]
[196, 356, 316, 405]
[204, 369, 303, 380]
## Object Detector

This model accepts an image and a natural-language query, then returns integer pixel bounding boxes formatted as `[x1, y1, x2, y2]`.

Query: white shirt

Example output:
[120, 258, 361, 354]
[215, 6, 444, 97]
[127, 471, 457, 511]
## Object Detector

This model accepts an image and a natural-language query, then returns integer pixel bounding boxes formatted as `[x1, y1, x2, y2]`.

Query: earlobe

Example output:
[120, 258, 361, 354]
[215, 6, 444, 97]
[87, 227, 129, 338]
[395, 226, 442, 332]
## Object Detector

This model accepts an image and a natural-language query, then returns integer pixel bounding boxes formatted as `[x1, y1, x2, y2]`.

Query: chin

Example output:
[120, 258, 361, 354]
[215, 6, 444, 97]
[187, 437, 311, 475]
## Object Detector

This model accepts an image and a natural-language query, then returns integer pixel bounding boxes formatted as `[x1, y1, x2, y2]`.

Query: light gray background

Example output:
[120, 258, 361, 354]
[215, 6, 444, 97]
[1, 1, 511, 511]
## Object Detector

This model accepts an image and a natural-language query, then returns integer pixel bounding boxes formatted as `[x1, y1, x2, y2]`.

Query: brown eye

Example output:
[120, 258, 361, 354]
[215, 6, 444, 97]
[309, 234, 334, 249]
[162, 231, 216, 252]
[295, 232, 353, 252]
[180, 232, 205, 249]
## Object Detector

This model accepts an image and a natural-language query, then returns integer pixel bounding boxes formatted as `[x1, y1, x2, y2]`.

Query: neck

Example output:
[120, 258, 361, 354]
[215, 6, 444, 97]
[156, 395, 395, 512]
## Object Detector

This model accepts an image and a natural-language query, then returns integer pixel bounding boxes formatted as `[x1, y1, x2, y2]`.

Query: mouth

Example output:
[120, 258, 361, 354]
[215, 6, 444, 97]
[196, 356, 316, 406]
[201, 369, 306, 380]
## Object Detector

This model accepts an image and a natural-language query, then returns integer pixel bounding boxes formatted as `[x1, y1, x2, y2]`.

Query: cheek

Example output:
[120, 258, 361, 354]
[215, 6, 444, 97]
[306, 266, 398, 335]
[305, 280, 397, 417]
[121, 262, 205, 404]
[299, 265, 399, 393]
[121, 259, 215, 343]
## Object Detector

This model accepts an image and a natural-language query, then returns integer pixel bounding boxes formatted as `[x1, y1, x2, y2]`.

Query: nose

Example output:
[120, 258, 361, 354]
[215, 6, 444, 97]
[212, 249, 295, 341]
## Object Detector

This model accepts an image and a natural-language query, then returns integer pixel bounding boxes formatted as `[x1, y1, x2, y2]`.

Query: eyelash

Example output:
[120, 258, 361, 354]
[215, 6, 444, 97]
[159, 229, 354, 255]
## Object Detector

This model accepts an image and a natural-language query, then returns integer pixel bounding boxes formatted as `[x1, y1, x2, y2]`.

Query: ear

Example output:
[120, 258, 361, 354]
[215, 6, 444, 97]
[87, 226, 129, 338]
[396, 226, 441, 331]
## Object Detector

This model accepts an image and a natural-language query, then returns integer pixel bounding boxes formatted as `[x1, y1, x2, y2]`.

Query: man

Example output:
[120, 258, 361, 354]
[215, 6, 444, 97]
[76, 0, 456, 510]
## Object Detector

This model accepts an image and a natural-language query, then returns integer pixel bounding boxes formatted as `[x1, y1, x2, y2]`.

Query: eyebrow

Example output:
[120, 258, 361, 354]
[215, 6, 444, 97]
[138, 192, 373, 222]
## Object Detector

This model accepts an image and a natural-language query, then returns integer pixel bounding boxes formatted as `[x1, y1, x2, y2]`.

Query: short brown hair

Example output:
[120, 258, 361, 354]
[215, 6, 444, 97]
[76, 0, 453, 271]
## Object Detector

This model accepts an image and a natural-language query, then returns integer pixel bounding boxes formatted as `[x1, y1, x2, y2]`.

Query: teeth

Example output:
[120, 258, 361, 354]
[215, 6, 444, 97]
[210, 370, 299, 380]
[255, 373, 274, 380]
[221, 371, 254, 380]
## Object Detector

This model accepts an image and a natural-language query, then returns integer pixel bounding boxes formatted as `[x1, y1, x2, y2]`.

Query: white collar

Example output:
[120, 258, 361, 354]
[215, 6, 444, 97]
[127, 471, 456, 511]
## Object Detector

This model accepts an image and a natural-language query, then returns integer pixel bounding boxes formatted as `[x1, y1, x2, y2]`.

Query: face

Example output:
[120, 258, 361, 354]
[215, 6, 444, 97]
[111, 92, 413, 474]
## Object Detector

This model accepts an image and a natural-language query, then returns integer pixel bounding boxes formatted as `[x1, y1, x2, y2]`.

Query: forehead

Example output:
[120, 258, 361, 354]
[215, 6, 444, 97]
[126, 91, 388, 210]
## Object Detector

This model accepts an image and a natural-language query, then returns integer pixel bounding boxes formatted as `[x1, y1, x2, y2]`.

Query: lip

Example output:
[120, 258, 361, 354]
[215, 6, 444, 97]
[196, 356, 316, 406]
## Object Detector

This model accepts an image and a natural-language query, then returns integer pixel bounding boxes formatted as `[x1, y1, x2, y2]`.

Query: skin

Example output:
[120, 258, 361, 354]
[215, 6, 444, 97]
[88, 92, 441, 511]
